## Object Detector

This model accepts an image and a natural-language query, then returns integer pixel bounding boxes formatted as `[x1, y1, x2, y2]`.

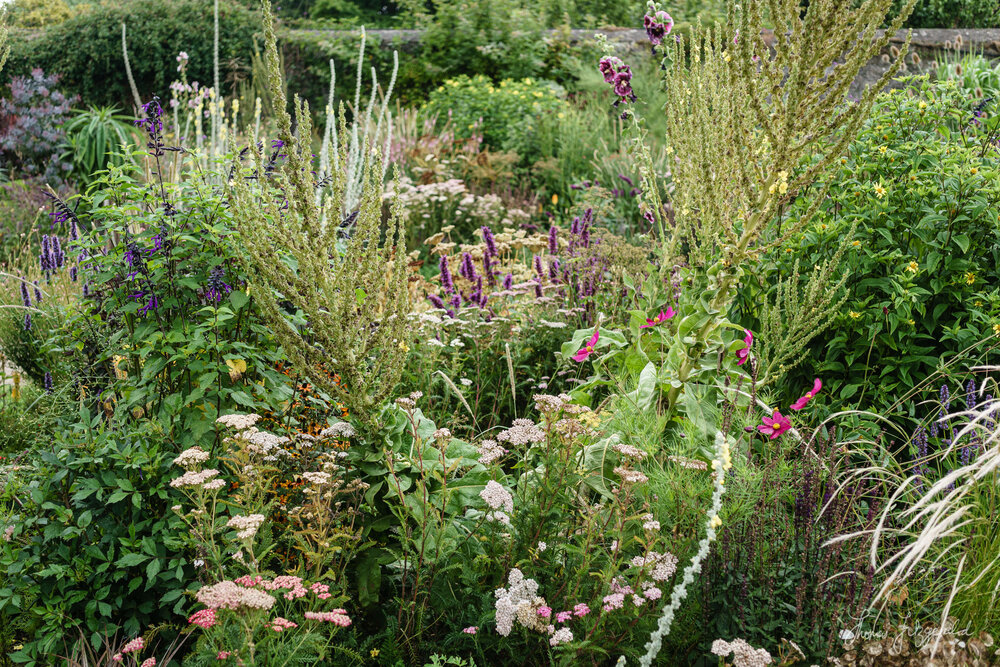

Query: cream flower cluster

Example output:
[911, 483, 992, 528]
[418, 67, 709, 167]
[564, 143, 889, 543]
[226, 514, 265, 540]
[195, 580, 276, 611]
[710, 638, 773, 667]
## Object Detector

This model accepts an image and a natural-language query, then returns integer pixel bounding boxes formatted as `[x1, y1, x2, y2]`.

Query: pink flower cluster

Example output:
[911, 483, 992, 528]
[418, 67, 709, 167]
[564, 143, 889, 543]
[304, 609, 352, 627]
[270, 617, 298, 632]
[189, 608, 217, 629]
[217, 651, 232, 660]
[195, 580, 276, 611]
[310, 582, 332, 599]
[122, 637, 144, 654]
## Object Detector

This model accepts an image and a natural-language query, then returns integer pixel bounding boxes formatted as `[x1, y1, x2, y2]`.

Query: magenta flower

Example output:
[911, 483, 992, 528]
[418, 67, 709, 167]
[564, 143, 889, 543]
[462, 626, 478, 635]
[757, 410, 791, 439]
[572, 330, 600, 362]
[640, 307, 675, 328]
[644, 10, 674, 46]
[790, 378, 823, 411]
[736, 329, 753, 366]
[555, 611, 573, 623]
[573, 603, 591, 617]
[537, 606, 552, 618]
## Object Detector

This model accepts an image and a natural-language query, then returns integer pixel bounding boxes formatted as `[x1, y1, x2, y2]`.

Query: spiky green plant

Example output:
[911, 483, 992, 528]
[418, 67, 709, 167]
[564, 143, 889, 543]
[613, 0, 916, 416]
[0, 21, 9, 73]
[228, 0, 409, 424]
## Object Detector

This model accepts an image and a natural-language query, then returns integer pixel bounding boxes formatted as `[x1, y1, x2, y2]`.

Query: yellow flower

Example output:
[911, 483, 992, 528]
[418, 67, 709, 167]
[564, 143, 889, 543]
[907, 318, 915, 326]
[371, 649, 380, 658]
[821, 224, 827, 230]
[551, 193, 558, 205]
[906, 261, 918, 273]
[399, 341, 410, 353]
[879, 145, 887, 154]
[873, 182, 887, 199]
[709, 515, 722, 529]
[849, 311, 861, 319]
[852, 240, 861, 247]
[970, 167, 978, 175]
[918, 100, 927, 110]
[965, 272, 976, 285]
[840, 157, 847, 165]
[557, 112, 565, 119]
[993, 323, 1000, 336]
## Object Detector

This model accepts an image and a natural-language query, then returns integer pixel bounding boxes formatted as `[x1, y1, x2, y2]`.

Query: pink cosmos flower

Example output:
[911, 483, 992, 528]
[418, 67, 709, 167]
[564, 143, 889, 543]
[757, 410, 791, 439]
[572, 329, 600, 362]
[790, 378, 822, 411]
[736, 329, 753, 366]
[462, 626, 478, 635]
[640, 307, 675, 328]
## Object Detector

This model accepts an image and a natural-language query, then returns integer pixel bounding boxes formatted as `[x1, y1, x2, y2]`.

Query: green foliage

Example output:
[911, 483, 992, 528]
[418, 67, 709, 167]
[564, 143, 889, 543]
[422, 75, 570, 152]
[230, 1, 410, 423]
[742, 79, 1000, 413]
[0, 382, 71, 455]
[0, 417, 191, 664]
[1, 0, 77, 28]
[4, 0, 260, 109]
[61, 106, 138, 187]
[59, 159, 290, 449]
[894, 0, 999, 28]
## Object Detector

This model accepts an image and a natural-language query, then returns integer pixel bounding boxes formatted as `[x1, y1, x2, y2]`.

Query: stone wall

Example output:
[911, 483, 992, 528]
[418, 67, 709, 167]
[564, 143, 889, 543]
[288, 27, 1000, 98]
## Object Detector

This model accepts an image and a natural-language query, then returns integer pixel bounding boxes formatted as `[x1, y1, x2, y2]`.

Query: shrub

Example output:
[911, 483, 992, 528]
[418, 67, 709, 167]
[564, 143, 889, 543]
[738, 79, 1000, 414]
[50, 138, 290, 449]
[4, 0, 260, 109]
[894, 0, 999, 27]
[2, 0, 78, 28]
[0, 418, 192, 662]
[0, 69, 76, 182]
[421, 75, 570, 153]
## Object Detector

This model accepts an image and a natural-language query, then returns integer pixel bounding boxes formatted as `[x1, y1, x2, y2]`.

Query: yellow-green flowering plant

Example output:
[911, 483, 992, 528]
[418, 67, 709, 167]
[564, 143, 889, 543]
[574, 0, 916, 435]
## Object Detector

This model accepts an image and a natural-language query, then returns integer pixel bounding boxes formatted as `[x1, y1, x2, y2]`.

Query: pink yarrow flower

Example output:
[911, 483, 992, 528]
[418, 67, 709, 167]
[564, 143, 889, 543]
[113, 655, 123, 663]
[640, 307, 675, 328]
[462, 626, 478, 635]
[572, 330, 600, 362]
[757, 410, 791, 439]
[217, 651, 232, 660]
[188, 608, 217, 629]
[555, 611, 573, 623]
[270, 616, 298, 632]
[537, 606, 552, 618]
[790, 378, 822, 411]
[122, 637, 145, 654]
[573, 603, 591, 617]
[736, 329, 753, 366]
[140, 659, 156, 667]
[304, 609, 352, 627]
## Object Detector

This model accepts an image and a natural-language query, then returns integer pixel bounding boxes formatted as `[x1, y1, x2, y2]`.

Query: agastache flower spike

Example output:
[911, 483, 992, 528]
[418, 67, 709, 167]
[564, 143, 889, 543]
[572, 329, 600, 362]
[481, 226, 498, 258]
[790, 378, 822, 411]
[502, 273, 513, 290]
[439, 255, 455, 294]
[548, 225, 558, 254]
